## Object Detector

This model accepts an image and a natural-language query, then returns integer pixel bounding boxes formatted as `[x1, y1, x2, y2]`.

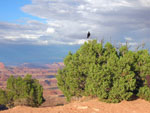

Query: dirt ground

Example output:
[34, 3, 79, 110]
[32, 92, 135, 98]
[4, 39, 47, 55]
[1, 98, 150, 113]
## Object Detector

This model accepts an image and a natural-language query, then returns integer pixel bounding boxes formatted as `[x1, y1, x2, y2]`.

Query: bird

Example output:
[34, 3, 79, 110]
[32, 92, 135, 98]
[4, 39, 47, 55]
[87, 31, 90, 39]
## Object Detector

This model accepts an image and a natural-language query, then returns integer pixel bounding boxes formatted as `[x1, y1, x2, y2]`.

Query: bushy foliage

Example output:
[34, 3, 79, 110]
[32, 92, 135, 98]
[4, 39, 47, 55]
[0, 89, 8, 105]
[0, 74, 44, 107]
[57, 40, 150, 102]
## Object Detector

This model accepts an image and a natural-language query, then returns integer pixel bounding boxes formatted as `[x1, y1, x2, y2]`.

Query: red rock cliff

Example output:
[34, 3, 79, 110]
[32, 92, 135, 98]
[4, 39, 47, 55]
[0, 62, 5, 69]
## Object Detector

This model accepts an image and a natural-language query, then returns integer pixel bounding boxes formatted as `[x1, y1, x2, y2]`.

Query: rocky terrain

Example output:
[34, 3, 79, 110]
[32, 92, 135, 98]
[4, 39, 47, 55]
[0, 62, 66, 107]
[1, 98, 150, 113]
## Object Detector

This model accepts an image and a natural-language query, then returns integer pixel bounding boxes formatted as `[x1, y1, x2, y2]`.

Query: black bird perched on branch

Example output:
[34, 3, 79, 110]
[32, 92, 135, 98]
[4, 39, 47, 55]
[87, 31, 90, 39]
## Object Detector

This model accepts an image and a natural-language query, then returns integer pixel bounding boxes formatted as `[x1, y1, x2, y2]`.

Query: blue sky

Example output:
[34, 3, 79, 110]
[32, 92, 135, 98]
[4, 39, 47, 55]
[0, 0, 45, 23]
[0, 0, 150, 65]
[0, 0, 30, 22]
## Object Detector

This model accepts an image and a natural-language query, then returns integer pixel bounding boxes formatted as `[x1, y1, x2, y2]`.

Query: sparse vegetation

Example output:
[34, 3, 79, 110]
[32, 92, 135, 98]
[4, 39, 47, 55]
[57, 40, 150, 103]
[0, 74, 44, 108]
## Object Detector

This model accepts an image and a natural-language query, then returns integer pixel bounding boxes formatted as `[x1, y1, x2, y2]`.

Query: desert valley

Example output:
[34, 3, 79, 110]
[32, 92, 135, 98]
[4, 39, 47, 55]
[0, 62, 67, 107]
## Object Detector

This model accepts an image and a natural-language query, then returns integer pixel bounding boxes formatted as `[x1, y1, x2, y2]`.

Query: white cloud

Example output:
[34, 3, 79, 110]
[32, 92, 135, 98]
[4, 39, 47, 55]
[37, 40, 49, 45]
[139, 0, 150, 7]
[129, 42, 138, 46]
[4, 36, 17, 41]
[0, 21, 49, 44]
[125, 37, 133, 41]
[46, 28, 55, 34]
[121, 42, 138, 46]
[0, 0, 150, 46]
[68, 39, 88, 45]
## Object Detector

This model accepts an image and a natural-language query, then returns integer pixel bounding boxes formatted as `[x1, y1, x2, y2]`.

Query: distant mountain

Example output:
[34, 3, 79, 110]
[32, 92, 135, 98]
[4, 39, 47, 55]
[20, 63, 49, 69]
[19, 62, 64, 69]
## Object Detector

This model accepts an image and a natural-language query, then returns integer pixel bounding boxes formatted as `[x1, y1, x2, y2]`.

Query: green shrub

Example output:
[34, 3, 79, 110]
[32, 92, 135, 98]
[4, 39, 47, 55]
[138, 86, 150, 101]
[57, 40, 150, 103]
[0, 74, 44, 107]
[0, 89, 8, 105]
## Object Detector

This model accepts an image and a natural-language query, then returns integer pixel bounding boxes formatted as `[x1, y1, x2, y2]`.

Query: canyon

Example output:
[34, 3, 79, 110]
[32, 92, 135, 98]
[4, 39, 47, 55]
[1, 62, 150, 113]
[0, 62, 66, 107]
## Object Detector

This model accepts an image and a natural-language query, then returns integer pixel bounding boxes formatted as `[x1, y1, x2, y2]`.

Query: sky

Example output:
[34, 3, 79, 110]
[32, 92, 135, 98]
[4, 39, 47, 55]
[0, 0, 150, 65]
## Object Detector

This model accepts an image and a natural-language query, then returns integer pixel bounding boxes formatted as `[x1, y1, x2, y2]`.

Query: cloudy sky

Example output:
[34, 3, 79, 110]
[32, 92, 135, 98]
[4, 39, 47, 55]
[0, 0, 150, 65]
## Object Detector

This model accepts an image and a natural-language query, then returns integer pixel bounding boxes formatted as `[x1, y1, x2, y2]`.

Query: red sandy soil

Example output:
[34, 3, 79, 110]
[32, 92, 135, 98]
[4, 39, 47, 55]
[1, 98, 150, 113]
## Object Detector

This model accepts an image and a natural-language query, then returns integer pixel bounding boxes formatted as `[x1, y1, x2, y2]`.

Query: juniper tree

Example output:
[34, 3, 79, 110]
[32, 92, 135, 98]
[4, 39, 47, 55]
[136, 50, 150, 100]
[6, 74, 44, 107]
[57, 40, 150, 103]
[0, 89, 8, 105]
